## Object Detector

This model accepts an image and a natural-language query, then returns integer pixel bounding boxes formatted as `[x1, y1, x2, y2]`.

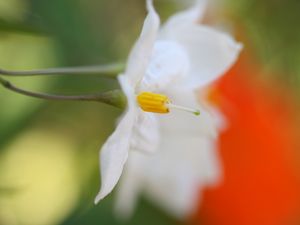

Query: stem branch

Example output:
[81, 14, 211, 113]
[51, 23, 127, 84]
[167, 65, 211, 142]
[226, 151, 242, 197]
[0, 63, 124, 78]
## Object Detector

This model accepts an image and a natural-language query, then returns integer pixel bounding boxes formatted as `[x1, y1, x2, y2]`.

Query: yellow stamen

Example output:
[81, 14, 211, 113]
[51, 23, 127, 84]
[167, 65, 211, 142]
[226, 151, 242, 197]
[137, 92, 201, 116]
[137, 92, 170, 114]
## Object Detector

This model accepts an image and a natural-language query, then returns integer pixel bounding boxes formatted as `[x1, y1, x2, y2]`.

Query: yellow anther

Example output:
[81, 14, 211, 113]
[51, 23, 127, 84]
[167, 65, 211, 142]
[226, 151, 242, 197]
[137, 92, 201, 116]
[137, 92, 170, 114]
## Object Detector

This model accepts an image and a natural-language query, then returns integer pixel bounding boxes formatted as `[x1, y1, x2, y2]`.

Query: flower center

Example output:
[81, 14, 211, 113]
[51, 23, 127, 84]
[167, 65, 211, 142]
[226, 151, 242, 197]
[136, 92, 200, 116]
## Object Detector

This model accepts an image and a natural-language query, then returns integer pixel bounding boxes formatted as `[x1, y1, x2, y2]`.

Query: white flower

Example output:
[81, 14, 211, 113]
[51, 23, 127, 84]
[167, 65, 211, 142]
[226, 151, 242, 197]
[94, 0, 241, 205]
[115, 88, 228, 218]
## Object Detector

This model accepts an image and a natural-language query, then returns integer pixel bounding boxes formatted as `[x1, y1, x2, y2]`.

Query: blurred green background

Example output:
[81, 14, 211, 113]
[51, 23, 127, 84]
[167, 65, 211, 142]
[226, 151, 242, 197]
[0, 0, 299, 225]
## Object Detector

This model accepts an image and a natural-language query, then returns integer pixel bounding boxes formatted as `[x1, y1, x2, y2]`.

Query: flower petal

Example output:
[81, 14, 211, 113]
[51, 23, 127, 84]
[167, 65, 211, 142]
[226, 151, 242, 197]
[130, 112, 160, 153]
[143, 135, 221, 218]
[114, 152, 144, 219]
[94, 75, 136, 203]
[163, 0, 207, 29]
[138, 40, 190, 92]
[125, 0, 160, 88]
[119, 135, 221, 218]
[160, 25, 242, 88]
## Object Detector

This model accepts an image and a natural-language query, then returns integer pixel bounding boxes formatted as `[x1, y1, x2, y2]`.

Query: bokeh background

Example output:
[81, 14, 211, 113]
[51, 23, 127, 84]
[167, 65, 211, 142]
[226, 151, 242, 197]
[0, 0, 299, 225]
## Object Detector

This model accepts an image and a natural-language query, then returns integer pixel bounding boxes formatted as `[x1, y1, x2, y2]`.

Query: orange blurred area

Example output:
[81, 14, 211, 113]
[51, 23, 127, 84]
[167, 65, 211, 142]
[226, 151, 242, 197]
[194, 55, 300, 225]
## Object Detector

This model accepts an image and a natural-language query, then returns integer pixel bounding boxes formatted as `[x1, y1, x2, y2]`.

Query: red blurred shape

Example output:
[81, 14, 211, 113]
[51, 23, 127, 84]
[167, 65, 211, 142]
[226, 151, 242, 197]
[196, 57, 300, 225]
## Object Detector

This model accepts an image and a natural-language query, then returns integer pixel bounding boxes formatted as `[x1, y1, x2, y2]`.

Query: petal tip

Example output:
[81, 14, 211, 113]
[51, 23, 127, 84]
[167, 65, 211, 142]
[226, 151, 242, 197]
[146, 0, 154, 12]
[146, 0, 153, 11]
[234, 42, 243, 52]
[146, 0, 160, 24]
[94, 191, 106, 204]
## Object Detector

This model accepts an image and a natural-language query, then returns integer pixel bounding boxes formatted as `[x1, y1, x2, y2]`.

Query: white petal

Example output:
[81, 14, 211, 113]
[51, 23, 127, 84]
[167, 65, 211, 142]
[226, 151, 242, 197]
[159, 87, 217, 138]
[130, 112, 160, 153]
[162, 0, 207, 30]
[94, 75, 136, 203]
[114, 152, 144, 219]
[143, 135, 221, 218]
[161, 25, 242, 88]
[125, 0, 160, 87]
[114, 87, 222, 217]
[138, 40, 190, 92]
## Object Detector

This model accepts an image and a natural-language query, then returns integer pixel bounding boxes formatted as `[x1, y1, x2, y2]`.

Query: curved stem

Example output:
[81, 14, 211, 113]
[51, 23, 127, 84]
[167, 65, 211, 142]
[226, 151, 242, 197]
[0, 63, 124, 78]
[0, 76, 126, 108]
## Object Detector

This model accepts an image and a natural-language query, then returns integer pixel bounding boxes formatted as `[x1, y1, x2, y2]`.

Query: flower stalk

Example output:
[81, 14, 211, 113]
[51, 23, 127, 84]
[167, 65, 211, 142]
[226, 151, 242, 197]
[0, 76, 126, 109]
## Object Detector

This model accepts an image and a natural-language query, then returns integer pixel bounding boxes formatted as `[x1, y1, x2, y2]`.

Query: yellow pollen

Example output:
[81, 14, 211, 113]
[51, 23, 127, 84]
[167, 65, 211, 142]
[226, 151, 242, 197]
[137, 92, 170, 114]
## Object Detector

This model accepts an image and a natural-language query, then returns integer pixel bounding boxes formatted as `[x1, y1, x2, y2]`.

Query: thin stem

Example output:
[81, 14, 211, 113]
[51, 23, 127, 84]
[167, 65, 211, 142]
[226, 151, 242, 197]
[0, 76, 126, 108]
[0, 63, 124, 78]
